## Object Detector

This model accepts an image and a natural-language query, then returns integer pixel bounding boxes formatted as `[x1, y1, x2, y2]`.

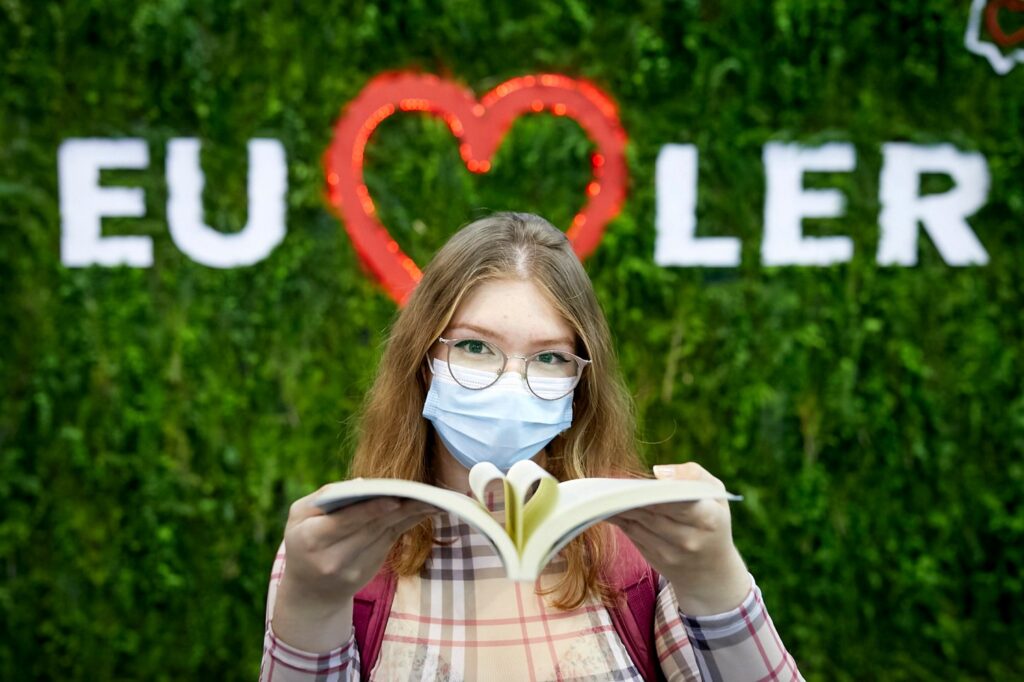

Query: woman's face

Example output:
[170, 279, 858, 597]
[436, 278, 577, 376]
[427, 277, 577, 484]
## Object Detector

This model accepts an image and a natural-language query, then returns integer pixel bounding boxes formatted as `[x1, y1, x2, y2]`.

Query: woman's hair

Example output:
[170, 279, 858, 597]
[349, 211, 644, 609]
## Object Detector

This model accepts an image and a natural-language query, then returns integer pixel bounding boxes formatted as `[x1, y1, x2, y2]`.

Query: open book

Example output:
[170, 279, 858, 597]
[314, 460, 741, 582]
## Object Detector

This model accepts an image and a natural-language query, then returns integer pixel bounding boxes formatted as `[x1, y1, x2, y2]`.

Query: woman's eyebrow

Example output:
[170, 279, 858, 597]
[447, 322, 574, 349]
[446, 322, 499, 339]
[530, 335, 576, 349]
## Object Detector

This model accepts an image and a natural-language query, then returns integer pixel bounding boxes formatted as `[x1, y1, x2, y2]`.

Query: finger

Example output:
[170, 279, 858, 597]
[286, 488, 397, 529]
[397, 500, 440, 516]
[653, 461, 706, 481]
[611, 502, 699, 527]
[619, 500, 697, 521]
[350, 507, 428, 553]
[295, 499, 433, 549]
[612, 508, 693, 539]
[305, 519, 414, 590]
[609, 508, 683, 539]
[623, 500, 724, 532]
[338, 511, 429, 574]
[609, 504, 655, 521]
[652, 462, 727, 492]
[285, 484, 348, 524]
[337, 500, 433, 539]
[388, 507, 434, 535]
[322, 505, 432, 572]
[608, 516, 673, 564]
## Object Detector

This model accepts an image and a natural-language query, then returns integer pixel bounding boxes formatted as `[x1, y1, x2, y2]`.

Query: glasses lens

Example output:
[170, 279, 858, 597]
[446, 339, 504, 388]
[526, 351, 582, 399]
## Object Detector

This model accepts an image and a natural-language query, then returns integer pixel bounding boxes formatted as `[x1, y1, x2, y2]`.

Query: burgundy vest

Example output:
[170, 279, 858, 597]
[352, 531, 665, 681]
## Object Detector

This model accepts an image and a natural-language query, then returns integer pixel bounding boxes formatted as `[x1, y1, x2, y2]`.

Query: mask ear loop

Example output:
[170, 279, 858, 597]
[422, 337, 444, 384]
[420, 353, 436, 388]
[424, 335, 450, 379]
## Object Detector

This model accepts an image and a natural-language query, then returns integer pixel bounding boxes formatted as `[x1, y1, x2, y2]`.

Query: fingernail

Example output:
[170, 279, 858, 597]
[653, 465, 676, 479]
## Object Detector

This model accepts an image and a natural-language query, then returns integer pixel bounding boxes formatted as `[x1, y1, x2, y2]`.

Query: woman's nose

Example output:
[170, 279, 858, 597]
[504, 355, 528, 378]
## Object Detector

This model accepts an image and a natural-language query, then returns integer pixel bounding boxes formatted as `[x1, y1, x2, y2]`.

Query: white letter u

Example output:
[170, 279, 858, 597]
[166, 138, 287, 267]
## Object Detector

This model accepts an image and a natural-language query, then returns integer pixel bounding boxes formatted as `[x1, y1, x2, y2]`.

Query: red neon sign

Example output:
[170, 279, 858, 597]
[323, 72, 629, 304]
[985, 0, 1024, 47]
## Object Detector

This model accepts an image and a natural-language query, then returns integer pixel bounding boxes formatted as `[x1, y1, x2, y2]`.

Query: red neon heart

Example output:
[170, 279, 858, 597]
[323, 72, 628, 304]
[987, 0, 1024, 47]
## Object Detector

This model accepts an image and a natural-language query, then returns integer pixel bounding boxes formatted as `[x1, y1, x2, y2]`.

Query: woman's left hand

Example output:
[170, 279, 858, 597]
[608, 462, 752, 616]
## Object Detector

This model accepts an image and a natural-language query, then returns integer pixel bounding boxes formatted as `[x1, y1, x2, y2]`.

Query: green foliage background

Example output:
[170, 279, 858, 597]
[2, 1, 1022, 679]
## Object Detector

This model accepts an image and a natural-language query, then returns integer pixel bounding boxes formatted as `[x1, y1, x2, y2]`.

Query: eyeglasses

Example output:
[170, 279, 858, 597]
[432, 336, 591, 400]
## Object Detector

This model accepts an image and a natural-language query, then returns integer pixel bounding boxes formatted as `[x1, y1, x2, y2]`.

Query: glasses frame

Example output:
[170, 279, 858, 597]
[432, 336, 591, 400]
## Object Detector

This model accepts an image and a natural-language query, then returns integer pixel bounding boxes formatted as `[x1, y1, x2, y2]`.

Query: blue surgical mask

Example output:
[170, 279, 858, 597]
[422, 358, 574, 472]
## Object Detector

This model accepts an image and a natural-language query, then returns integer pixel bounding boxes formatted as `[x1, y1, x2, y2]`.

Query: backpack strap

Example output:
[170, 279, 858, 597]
[352, 567, 397, 679]
[604, 528, 664, 682]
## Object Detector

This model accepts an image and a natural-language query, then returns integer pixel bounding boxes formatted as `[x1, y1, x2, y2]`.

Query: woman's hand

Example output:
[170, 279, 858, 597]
[271, 489, 434, 652]
[608, 462, 751, 616]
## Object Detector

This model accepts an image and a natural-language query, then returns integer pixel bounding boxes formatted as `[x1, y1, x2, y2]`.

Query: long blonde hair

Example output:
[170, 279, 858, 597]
[350, 212, 644, 609]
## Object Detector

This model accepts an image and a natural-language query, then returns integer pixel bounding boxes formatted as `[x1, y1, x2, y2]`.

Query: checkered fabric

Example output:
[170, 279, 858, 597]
[260, 509, 801, 681]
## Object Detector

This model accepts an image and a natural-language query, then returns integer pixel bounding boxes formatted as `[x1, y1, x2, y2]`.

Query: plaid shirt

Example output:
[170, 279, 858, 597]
[260, 511, 802, 681]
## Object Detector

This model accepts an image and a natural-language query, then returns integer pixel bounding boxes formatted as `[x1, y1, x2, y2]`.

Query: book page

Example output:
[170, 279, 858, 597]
[468, 461, 505, 504]
[313, 477, 521, 573]
[468, 461, 513, 534]
[518, 477, 740, 581]
[504, 459, 559, 552]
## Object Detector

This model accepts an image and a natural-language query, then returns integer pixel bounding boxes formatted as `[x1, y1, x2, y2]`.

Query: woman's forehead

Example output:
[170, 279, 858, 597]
[446, 279, 575, 348]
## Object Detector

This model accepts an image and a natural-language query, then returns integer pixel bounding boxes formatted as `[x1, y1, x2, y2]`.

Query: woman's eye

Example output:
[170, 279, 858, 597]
[455, 339, 492, 355]
[536, 351, 570, 365]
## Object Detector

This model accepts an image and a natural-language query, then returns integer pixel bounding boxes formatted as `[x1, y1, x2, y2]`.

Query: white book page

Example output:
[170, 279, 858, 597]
[504, 459, 559, 551]
[518, 478, 739, 580]
[313, 478, 521, 574]
[468, 461, 506, 504]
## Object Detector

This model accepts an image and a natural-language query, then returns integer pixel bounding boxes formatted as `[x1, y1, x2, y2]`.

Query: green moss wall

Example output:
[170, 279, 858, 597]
[1, 1, 1021, 679]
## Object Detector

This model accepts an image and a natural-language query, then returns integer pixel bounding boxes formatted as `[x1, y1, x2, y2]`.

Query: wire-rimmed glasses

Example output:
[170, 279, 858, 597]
[432, 336, 590, 400]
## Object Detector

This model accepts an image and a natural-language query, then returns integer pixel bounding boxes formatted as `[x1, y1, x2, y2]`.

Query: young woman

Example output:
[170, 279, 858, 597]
[260, 212, 803, 681]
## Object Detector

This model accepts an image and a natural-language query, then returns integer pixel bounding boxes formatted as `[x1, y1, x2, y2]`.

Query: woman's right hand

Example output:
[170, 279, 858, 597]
[270, 490, 435, 653]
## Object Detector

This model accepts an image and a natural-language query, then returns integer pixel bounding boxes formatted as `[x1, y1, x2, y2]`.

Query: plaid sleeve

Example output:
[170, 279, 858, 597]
[654, 574, 803, 682]
[258, 541, 362, 681]
[261, 626, 359, 681]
